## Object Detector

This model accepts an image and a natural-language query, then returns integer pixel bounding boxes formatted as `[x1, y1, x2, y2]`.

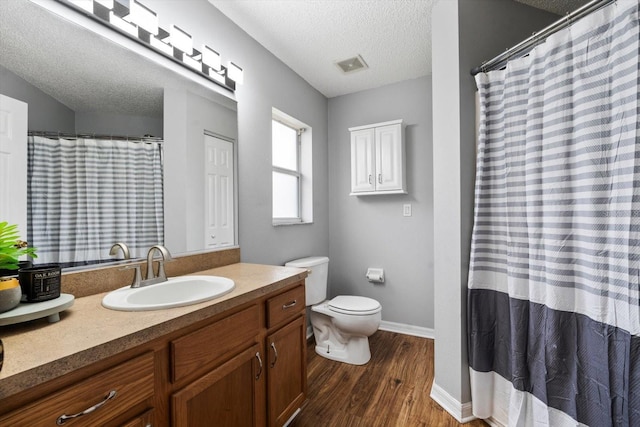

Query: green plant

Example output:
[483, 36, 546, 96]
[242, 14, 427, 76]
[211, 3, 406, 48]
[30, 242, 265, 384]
[0, 221, 37, 272]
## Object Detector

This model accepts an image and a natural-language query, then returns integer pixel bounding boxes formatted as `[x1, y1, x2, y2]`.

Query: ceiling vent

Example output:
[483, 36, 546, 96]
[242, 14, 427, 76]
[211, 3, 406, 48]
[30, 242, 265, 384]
[335, 55, 368, 74]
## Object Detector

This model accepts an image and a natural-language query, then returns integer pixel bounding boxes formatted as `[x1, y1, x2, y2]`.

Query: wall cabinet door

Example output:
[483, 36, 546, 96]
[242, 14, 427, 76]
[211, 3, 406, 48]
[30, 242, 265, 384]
[266, 316, 306, 427]
[172, 344, 265, 427]
[349, 120, 405, 195]
[350, 128, 376, 193]
[375, 124, 404, 191]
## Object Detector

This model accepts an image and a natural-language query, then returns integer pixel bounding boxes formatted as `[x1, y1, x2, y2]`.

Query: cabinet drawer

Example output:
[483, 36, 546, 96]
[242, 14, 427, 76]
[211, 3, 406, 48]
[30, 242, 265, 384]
[267, 285, 305, 329]
[0, 352, 154, 427]
[172, 304, 260, 382]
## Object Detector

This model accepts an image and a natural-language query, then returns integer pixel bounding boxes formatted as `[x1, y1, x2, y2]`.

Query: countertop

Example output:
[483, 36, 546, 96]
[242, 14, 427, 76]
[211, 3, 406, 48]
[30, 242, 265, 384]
[0, 262, 307, 400]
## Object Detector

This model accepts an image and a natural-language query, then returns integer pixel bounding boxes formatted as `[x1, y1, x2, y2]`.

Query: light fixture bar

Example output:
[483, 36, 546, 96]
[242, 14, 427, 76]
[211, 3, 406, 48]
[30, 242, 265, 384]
[59, 0, 243, 89]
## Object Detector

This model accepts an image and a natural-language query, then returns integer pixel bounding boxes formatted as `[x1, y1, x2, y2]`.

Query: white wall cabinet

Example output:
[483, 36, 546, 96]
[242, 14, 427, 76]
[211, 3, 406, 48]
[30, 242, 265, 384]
[349, 119, 406, 195]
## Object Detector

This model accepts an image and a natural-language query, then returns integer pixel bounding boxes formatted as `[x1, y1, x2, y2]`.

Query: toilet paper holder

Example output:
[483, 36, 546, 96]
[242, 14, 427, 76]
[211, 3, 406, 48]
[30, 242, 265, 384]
[365, 268, 384, 283]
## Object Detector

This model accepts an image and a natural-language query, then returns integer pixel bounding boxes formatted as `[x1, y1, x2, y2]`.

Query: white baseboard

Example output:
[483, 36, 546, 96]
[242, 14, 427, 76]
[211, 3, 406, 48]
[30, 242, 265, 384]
[430, 381, 476, 423]
[378, 320, 435, 339]
[307, 321, 434, 340]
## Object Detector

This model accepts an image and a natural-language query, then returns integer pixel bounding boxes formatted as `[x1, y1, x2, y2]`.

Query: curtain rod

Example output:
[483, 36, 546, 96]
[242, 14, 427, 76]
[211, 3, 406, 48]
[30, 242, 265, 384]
[470, 0, 615, 76]
[28, 131, 163, 143]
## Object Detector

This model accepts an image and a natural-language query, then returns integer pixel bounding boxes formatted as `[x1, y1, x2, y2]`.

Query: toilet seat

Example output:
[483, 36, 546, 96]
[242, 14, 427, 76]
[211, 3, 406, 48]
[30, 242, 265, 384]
[328, 295, 381, 316]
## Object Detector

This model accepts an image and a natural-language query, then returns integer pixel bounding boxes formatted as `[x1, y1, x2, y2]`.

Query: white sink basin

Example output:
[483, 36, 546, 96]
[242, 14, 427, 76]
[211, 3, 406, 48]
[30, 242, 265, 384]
[102, 275, 235, 311]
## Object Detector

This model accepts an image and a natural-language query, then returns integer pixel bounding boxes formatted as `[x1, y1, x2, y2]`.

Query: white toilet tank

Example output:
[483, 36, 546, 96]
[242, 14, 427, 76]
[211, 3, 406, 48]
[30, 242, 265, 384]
[285, 256, 329, 306]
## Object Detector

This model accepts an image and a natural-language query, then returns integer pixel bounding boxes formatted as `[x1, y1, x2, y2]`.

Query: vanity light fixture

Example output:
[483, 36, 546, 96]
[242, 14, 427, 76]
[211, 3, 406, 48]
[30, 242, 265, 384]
[182, 54, 202, 71]
[150, 34, 173, 56]
[227, 62, 244, 85]
[170, 25, 193, 56]
[57, 0, 243, 91]
[94, 0, 114, 9]
[203, 46, 221, 72]
[126, 0, 158, 35]
[69, 0, 93, 13]
[109, 11, 138, 37]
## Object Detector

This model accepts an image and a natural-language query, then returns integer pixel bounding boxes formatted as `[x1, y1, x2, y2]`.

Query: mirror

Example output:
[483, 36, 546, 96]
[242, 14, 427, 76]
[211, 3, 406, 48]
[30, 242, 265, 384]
[0, 0, 238, 269]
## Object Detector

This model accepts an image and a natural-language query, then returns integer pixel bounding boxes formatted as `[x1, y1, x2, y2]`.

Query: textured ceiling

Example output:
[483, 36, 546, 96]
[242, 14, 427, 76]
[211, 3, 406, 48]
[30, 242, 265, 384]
[210, 0, 590, 98]
[210, 0, 433, 98]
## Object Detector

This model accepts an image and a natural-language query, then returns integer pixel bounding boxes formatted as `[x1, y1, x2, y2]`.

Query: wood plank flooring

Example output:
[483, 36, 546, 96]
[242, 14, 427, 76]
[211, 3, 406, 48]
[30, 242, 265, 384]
[289, 330, 487, 427]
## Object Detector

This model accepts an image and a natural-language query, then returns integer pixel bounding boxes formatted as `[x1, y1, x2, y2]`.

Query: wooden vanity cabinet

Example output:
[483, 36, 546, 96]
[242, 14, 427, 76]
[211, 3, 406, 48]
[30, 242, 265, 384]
[0, 279, 307, 427]
[171, 343, 265, 427]
[265, 285, 307, 427]
[170, 283, 307, 427]
[0, 351, 155, 427]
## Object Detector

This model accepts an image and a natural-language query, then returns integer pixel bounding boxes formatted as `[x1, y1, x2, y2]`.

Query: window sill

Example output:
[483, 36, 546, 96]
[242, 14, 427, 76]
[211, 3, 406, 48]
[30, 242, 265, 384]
[272, 220, 313, 227]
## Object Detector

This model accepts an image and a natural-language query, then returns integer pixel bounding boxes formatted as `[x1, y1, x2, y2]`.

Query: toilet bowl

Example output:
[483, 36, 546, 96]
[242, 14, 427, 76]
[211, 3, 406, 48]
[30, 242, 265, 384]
[285, 257, 382, 365]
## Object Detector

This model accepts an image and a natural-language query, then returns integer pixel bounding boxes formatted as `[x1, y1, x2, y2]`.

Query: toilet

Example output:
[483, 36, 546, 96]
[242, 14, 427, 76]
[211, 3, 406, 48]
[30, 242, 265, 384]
[285, 256, 381, 365]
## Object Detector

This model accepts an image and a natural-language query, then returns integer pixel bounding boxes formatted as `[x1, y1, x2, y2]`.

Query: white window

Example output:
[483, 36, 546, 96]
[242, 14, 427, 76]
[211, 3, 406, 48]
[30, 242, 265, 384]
[272, 108, 312, 225]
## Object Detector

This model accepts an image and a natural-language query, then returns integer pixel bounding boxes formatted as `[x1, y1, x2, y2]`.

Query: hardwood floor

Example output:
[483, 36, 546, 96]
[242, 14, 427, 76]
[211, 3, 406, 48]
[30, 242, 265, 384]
[289, 330, 487, 427]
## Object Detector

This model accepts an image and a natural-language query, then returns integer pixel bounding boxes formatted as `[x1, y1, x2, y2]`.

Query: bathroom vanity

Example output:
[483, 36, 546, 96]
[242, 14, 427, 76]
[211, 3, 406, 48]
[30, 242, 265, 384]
[0, 261, 307, 427]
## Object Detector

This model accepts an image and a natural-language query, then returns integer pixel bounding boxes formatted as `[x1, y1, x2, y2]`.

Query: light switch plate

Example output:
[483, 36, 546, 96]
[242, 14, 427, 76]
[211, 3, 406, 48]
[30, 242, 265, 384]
[403, 204, 412, 217]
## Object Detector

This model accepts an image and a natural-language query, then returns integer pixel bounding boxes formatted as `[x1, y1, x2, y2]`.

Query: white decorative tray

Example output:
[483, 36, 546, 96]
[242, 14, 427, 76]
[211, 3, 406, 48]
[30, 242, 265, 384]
[0, 294, 75, 326]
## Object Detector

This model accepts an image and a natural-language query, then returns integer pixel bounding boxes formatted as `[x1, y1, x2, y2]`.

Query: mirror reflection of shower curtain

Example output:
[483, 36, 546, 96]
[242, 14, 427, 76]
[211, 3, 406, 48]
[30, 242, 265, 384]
[27, 135, 164, 266]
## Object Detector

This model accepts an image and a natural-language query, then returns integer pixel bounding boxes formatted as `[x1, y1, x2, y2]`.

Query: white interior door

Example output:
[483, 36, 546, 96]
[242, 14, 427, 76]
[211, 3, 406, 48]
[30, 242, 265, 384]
[0, 94, 28, 236]
[204, 134, 234, 248]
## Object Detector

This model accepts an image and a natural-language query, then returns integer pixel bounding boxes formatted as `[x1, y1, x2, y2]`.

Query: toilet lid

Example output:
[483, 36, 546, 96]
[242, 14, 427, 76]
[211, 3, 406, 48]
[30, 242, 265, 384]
[328, 295, 381, 315]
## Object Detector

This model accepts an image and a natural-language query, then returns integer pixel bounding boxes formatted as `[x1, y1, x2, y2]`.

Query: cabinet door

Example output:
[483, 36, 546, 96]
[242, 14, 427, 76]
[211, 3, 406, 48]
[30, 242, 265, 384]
[172, 344, 265, 427]
[267, 316, 306, 427]
[375, 123, 404, 191]
[350, 128, 376, 193]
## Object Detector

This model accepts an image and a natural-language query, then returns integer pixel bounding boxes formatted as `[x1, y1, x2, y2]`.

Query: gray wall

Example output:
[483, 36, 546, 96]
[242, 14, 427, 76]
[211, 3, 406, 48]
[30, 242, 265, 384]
[432, 0, 557, 408]
[0, 65, 75, 133]
[75, 112, 163, 137]
[328, 77, 433, 328]
[146, 0, 330, 265]
[164, 88, 238, 254]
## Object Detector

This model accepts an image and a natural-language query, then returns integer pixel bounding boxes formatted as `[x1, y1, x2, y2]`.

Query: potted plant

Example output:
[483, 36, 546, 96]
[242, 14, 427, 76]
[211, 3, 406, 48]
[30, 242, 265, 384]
[0, 221, 37, 312]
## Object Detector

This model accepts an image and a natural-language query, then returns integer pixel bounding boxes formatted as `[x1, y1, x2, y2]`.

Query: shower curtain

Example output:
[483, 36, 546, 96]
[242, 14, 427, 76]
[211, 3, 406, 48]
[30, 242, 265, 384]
[468, 1, 639, 426]
[27, 135, 164, 266]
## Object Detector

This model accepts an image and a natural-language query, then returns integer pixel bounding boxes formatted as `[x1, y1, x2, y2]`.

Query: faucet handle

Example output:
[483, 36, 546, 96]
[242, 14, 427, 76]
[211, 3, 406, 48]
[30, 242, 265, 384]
[120, 263, 142, 288]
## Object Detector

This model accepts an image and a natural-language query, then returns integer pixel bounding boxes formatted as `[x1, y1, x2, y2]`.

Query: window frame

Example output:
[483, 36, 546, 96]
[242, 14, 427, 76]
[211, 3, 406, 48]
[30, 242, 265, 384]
[272, 118, 304, 224]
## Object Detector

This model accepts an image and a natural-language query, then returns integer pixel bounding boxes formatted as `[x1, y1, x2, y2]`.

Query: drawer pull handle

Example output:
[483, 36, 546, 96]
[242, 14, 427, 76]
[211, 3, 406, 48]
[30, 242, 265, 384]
[270, 342, 278, 368]
[378, 173, 382, 184]
[56, 390, 117, 425]
[255, 351, 263, 380]
[282, 300, 297, 309]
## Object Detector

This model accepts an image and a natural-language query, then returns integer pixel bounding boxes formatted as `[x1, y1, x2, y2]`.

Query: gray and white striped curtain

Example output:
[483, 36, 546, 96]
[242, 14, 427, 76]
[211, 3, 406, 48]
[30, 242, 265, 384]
[27, 135, 164, 266]
[468, 1, 639, 426]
